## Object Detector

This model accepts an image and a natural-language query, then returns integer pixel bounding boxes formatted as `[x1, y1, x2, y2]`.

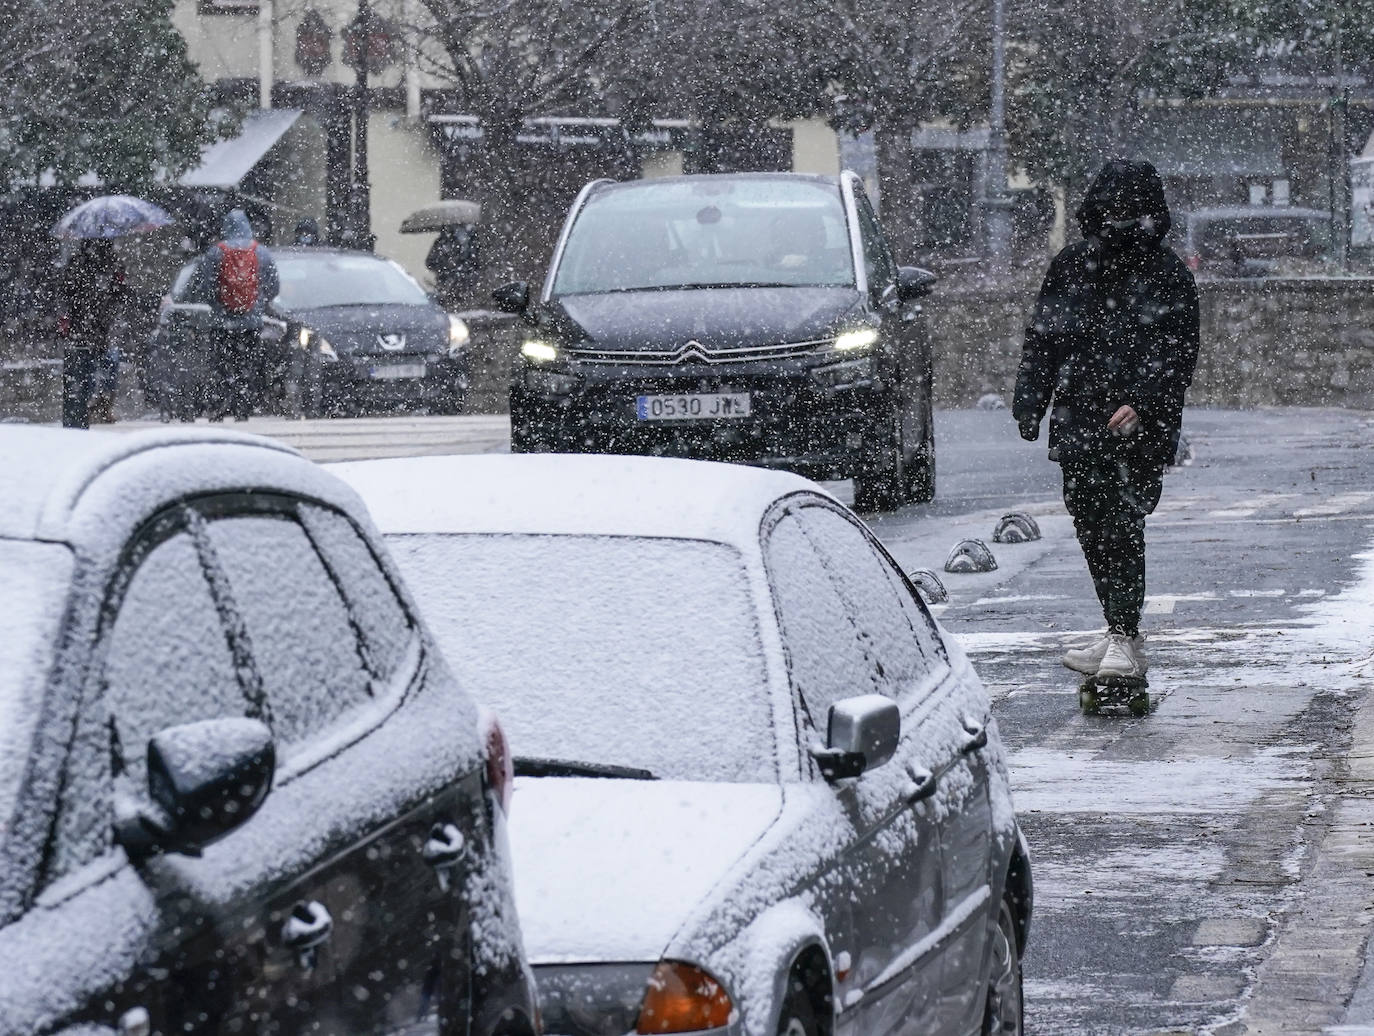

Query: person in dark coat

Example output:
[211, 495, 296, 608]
[190, 209, 280, 420]
[425, 223, 480, 308]
[57, 239, 127, 429]
[1014, 159, 1200, 682]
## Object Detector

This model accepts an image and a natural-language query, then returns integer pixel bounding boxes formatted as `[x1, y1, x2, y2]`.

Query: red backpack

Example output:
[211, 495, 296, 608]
[216, 242, 261, 314]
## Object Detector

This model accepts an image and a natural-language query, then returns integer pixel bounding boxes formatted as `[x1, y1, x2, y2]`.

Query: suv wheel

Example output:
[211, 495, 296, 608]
[854, 410, 911, 513]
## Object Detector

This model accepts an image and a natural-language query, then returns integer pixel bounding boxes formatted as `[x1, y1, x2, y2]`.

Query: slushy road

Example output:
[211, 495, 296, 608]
[119, 407, 1374, 1033]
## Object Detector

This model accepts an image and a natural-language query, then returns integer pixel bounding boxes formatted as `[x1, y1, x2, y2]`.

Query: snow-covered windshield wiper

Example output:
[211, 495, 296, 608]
[514, 757, 658, 780]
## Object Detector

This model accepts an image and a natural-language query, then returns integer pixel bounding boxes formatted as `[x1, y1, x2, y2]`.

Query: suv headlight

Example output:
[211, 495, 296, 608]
[521, 339, 559, 363]
[832, 327, 880, 352]
[447, 314, 471, 358]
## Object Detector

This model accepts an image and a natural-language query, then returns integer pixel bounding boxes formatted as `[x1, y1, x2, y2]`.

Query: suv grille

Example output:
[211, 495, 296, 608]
[565, 339, 829, 366]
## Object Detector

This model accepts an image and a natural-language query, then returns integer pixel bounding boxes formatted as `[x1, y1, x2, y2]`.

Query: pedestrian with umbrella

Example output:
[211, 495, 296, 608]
[52, 195, 172, 428]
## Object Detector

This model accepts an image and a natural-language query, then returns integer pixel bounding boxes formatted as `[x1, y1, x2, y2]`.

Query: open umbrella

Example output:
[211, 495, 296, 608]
[400, 199, 481, 233]
[52, 194, 174, 240]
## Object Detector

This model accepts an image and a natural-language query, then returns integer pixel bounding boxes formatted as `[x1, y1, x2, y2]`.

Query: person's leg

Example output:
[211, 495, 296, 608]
[1062, 458, 1114, 619]
[1099, 459, 1164, 638]
[62, 346, 95, 429]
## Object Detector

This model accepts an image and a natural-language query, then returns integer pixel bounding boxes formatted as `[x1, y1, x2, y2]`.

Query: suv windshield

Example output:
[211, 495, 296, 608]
[275, 254, 431, 310]
[385, 533, 774, 783]
[0, 540, 73, 848]
[552, 178, 855, 295]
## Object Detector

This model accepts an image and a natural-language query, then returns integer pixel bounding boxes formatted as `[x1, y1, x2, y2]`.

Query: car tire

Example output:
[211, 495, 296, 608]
[981, 890, 1025, 1035]
[775, 983, 821, 1036]
[853, 410, 910, 513]
[909, 407, 936, 503]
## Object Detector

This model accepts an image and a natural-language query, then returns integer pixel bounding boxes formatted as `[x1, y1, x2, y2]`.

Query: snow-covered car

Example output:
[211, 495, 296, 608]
[333, 453, 1033, 1036]
[0, 426, 535, 1036]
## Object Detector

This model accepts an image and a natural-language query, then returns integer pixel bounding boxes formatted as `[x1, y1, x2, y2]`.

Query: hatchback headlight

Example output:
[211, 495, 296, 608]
[298, 327, 337, 361]
[447, 314, 471, 358]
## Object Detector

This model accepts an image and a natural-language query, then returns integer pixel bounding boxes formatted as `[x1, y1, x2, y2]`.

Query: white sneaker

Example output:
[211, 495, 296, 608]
[1096, 633, 1149, 681]
[1063, 634, 1112, 675]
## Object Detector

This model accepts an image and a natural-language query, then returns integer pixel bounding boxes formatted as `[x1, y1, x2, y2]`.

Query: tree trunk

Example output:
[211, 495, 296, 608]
[875, 122, 923, 264]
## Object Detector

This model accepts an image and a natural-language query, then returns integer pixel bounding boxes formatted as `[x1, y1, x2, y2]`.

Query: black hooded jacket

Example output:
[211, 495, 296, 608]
[1014, 160, 1200, 466]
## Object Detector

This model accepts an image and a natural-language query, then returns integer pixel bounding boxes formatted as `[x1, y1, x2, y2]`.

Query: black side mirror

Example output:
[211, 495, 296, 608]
[492, 281, 531, 314]
[812, 695, 901, 781]
[125, 718, 275, 856]
[896, 266, 938, 302]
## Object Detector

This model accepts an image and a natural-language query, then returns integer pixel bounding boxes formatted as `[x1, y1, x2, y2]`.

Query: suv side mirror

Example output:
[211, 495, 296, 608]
[122, 718, 275, 856]
[812, 695, 900, 781]
[896, 266, 938, 302]
[492, 281, 531, 314]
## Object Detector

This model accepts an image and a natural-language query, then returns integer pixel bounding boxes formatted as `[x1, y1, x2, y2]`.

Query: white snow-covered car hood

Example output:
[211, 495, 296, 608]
[509, 777, 784, 964]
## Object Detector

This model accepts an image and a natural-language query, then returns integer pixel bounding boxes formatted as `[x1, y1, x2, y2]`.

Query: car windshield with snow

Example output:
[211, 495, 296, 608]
[0, 427, 536, 1036]
[334, 452, 1033, 1036]
[497, 172, 940, 511]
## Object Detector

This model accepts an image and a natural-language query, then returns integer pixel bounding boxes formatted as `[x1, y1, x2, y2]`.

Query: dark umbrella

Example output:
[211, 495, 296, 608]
[52, 194, 174, 240]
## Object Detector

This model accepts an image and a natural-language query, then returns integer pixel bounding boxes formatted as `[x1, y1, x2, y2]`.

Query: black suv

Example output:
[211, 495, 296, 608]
[495, 172, 938, 509]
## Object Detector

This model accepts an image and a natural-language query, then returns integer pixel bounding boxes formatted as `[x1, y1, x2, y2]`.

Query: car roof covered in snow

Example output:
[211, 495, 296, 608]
[328, 453, 831, 547]
[0, 425, 356, 549]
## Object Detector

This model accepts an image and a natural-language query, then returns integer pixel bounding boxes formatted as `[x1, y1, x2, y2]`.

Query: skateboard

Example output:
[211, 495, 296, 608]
[1079, 675, 1150, 717]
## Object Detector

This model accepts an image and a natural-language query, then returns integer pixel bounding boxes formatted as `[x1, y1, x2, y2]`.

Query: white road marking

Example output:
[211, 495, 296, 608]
[1294, 492, 1374, 518]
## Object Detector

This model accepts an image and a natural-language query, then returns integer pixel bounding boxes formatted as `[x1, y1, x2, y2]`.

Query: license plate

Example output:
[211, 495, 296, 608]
[635, 392, 752, 421]
[370, 362, 426, 380]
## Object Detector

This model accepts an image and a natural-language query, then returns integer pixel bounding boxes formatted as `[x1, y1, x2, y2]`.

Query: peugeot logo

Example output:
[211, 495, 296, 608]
[378, 332, 406, 351]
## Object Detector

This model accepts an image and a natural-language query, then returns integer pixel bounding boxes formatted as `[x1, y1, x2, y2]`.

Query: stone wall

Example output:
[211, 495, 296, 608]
[924, 274, 1374, 410]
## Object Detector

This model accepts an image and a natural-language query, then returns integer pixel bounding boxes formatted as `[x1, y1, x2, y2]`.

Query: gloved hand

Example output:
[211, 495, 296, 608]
[1017, 418, 1039, 442]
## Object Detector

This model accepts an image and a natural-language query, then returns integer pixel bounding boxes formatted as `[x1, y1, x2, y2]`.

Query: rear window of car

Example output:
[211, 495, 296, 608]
[0, 540, 73, 848]
[1196, 215, 1332, 258]
[553, 178, 855, 295]
[385, 533, 775, 783]
[274, 254, 430, 310]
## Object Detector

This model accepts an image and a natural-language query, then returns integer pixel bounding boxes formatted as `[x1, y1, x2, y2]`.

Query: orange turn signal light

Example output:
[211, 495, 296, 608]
[636, 960, 735, 1033]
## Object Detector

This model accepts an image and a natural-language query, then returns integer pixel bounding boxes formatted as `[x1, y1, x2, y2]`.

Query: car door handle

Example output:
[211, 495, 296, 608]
[282, 900, 332, 970]
[956, 719, 989, 752]
[423, 821, 466, 891]
[905, 766, 938, 804]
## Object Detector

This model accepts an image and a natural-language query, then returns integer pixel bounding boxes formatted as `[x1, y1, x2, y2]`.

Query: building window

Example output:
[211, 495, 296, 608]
[199, 0, 259, 14]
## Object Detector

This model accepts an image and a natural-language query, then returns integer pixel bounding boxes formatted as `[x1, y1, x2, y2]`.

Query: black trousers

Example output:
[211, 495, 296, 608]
[1061, 453, 1165, 638]
[62, 345, 98, 429]
[215, 328, 263, 419]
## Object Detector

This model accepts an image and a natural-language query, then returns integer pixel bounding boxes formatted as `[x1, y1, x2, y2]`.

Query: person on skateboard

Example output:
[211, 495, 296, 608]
[1014, 159, 1200, 685]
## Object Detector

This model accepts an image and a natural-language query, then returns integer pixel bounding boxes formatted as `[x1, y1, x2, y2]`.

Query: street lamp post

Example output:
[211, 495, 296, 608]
[350, 0, 374, 251]
[982, 0, 1013, 264]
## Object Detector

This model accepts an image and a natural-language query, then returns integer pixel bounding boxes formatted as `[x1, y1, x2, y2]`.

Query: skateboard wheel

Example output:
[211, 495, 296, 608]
[1079, 685, 1100, 713]
[1128, 692, 1150, 717]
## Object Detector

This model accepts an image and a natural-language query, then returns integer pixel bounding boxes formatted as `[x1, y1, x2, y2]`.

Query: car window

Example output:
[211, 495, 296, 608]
[854, 190, 896, 292]
[274, 254, 430, 311]
[299, 504, 412, 680]
[765, 512, 877, 734]
[386, 533, 774, 783]
[553, 178, 855, 294]
[104, 531, 243, 787]
[794, 506, 942, 697]
[207, 514, 373, 752]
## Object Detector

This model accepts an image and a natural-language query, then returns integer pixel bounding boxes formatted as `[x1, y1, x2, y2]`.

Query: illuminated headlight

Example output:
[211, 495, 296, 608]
[833, 328, 880, 352]
[447, 314, 471, 357]
[298, 327, 338, 361]
[521, 339, 559, 363]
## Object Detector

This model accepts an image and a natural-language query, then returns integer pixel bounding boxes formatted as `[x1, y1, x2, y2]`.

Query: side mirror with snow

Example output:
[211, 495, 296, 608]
[813, 695, 901, 781]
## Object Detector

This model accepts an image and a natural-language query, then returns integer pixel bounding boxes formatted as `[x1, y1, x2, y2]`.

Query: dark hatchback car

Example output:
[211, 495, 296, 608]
[149, 248, 472, 418]
[495, 172, 939, 510]
[0, 426, 536, 1036]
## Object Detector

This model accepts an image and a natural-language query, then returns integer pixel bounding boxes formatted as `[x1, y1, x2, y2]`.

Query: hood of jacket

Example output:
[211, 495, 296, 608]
[1076, 160, 1171, 250]
[220, 208, 255, 246]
